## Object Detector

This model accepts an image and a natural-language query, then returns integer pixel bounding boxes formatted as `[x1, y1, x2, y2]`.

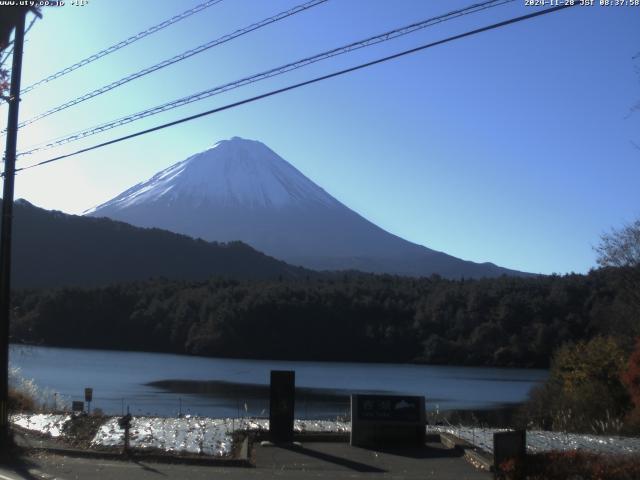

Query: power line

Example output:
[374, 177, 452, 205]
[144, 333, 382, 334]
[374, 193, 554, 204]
[17, 0, 511, 153]
[19, 0, 225, 95]
[14, 0, 328, 131]
[18, 0, 514, 157]
[11, 3, 577, 176]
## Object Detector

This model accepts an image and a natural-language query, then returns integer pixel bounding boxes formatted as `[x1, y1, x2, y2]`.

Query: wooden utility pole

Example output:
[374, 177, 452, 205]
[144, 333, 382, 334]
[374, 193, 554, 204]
[0, 9, 26, 451]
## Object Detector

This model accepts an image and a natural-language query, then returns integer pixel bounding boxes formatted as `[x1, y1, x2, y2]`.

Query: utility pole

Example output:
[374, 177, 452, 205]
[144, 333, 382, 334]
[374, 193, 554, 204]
[0, 9, 26, 451]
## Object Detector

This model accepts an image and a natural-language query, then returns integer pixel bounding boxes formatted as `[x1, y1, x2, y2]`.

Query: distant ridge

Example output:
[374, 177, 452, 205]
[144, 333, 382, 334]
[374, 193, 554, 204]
[4, 198, 306, 289]
[87, 137, 530, 279]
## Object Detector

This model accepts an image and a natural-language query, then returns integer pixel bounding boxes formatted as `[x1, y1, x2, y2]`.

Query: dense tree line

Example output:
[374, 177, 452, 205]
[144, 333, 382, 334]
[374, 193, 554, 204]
[9, 266, 638, 368]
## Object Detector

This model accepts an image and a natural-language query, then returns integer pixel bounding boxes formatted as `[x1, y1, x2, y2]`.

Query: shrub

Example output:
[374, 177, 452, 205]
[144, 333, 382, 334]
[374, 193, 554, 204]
[522, 336, 631, 432]
[8, 365, 68, 413]
[8, 387, 36, 412]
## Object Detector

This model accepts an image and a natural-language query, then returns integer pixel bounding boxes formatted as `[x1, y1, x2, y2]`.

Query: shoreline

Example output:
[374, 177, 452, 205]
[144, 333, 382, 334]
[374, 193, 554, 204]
[10, 344, 546, 418]
[9, 342, 551, 371]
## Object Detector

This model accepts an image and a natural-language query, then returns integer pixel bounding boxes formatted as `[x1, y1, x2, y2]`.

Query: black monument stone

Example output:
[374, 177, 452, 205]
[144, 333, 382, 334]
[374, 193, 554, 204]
[269, 370, 295, 443]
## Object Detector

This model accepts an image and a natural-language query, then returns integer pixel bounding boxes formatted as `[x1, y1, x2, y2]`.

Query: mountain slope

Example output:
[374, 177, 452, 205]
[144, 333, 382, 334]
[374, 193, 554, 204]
[4, 199, 306, 288]
[87, 137, 529, 278]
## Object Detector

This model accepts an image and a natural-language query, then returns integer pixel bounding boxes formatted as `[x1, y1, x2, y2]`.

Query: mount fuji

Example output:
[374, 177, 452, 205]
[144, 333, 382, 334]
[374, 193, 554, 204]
[86, 137, 526, 278]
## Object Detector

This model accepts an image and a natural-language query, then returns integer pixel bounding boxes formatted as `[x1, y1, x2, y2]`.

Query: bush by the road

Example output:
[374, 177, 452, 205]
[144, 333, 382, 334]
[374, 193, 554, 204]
[8, 387, 36, 412]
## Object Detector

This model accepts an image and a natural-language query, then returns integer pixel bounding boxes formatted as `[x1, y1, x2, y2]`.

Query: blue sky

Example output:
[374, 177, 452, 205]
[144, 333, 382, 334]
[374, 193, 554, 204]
[1, 0, 639, 275]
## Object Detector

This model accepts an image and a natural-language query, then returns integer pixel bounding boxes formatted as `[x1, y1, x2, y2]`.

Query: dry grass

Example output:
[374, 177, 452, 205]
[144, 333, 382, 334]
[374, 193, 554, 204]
[8, 387, 37, 412]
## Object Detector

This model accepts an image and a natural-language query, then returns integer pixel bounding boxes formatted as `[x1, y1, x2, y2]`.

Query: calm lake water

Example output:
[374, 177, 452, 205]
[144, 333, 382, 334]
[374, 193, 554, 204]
[10, 344, 547, 419]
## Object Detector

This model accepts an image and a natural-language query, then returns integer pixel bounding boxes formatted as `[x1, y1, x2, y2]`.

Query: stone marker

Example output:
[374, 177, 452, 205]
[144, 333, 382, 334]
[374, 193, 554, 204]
[494, 430, 526, 479]
[269, 370, 295, 443]
[351, 394, 425, 447]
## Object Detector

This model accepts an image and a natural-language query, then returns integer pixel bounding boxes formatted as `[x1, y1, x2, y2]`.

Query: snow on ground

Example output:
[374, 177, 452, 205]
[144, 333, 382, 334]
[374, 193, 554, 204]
[11, 413, 70, 437]
[91, 417, 350, 457]
[13, 414, 638, 457]
[224, 418, 350, 433]
[293, 419, 350, 433]
[92, 416, 234, 456]
[10, 413, 350, 457]
[428, 426, 640, 455]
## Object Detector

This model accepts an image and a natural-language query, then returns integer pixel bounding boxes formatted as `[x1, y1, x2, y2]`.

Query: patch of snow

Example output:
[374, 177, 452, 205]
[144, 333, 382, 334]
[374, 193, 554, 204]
[92, 416, 233, 456]
[428, 426, 640, 455]
[91, 416, 350, 456]
[294, 419, 351, 433]
[11, 413, 71, 437]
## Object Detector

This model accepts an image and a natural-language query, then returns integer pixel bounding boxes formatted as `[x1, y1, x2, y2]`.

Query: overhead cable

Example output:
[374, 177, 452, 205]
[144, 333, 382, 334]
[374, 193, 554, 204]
[11, 3, 578, 176]
[15, 0, 328, 130]
[20, 0, 225, 94]
[18, 0, 514, 156]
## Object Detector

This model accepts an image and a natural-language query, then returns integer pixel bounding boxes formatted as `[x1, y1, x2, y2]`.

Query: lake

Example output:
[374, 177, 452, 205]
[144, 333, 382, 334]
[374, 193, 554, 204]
[9, 344, 547, 419]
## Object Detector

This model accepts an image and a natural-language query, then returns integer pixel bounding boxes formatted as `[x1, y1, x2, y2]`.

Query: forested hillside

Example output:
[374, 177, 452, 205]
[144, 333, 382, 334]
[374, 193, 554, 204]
[2, 199, 308, 287]
[10, 266, 636, 368]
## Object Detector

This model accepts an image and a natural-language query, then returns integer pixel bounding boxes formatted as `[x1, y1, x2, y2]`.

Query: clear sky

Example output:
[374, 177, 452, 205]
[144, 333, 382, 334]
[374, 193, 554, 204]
[1, 0, 638, 275]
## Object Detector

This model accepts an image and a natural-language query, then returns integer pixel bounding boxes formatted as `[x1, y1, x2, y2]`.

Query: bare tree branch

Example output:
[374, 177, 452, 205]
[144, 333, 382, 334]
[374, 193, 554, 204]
[0, 46, 14, 69]
[0, 11, 40, 101]
[596, 219, 640, 311]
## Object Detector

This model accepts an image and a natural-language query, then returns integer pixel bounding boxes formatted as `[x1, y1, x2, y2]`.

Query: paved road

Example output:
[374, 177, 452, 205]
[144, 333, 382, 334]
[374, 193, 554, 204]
[1, 442, 491, 480]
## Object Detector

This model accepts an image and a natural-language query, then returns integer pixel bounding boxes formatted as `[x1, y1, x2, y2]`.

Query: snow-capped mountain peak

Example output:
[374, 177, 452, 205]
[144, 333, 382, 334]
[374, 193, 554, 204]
[85, 137, 337, 214]
[86, 137, 526, 279]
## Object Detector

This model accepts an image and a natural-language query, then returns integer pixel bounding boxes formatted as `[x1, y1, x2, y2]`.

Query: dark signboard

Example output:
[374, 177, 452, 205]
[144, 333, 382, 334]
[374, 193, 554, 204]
[72, 401, 84, 412]
[356, 395, 421, 422]
[351, 394, 425, 447]
[269, 370, 295, 443]
[84, 387, 93, 402]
